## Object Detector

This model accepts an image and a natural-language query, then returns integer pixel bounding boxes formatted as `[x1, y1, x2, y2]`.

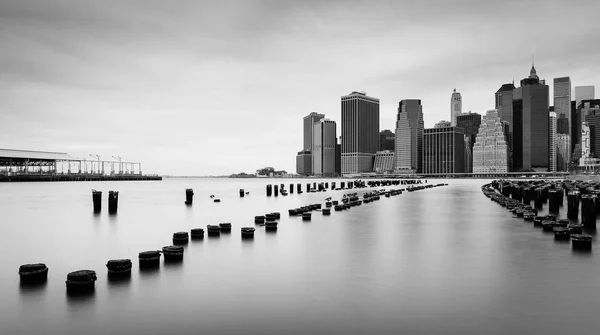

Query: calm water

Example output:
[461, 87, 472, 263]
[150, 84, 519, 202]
[1, 178, 599, 335]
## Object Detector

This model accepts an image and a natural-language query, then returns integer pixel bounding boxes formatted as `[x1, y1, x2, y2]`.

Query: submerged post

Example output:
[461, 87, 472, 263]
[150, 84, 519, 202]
[108, 190, 119, 214]
[290, 184, 294, 194]
[185, 189, 194, 205]
[92, 190, 102, 213]
[274, 184, 279, 196]
[581, 194, 597, 229]
[567, 191, 580, 219]
[239, 189, 244, 197]
[266, 184, 272, 196]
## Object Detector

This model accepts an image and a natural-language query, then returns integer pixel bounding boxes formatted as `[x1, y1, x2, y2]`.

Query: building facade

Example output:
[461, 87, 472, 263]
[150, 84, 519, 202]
[495, 83, 516, 169]
[451, 89, 462, 126]
[554, 77, 571, 162]
[473, 110, 508, 173]
[341, 91, 380, 175]
[575, 86, 595, 107]
[557, 134, 570, 171]
[373, 150, 395, 173]
[395, 99, 424, 173]
[379, 130, 395, 151]
[549, 111, 557, 172]
[422, 126, 466, 174]
[512, 65, 549, 171]
[457, 112, 482, 173]
[296, 150, 312, 176]
[312, 119, 337, 176]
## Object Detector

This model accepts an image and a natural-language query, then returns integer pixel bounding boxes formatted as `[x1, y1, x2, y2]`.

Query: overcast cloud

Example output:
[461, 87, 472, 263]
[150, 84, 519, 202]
[1, 0, 599, 175]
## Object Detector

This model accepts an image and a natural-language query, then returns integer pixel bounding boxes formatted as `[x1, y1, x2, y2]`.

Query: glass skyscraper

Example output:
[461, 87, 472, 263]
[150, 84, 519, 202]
[395, 99, 423, 173]
[341, 91, 380, 175]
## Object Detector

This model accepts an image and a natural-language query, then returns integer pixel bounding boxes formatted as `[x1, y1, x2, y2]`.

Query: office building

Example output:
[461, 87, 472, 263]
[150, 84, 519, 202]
[549, 111, 557, 172]
[296, 150, 312, 176]
[373, 150, 395, 173]
[341, 91, 380, 174]
[573, 99, 600, 154]
[435, 120, 452, 128]
[557, 134, 570, 171]
[580, 122, 591, 166]
[583, 101, 600, 158]
[512, 65, 549, 171]
[379, 130, 395, 151]
[554, 77, 571, 162]
[473, 110, 508, 173]
[575, 86, 595, 107]
[395, 99, 424, 173]
[312, 119, 337, 176]
[422, 126, 466, 174]
[451, 89, 462, 126]
[335, 138, 341, 176]
[296, 112, 325, 175]
[495, 83, 516, 169]
[457, 112, 482, 173]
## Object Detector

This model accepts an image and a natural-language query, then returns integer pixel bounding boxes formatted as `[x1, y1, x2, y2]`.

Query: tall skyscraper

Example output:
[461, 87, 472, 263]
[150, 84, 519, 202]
[303, 112, 325, 151]
[554, 77, 571, 162]
[457, 112, 482, 173]
[512, 65, 549, 171]
[549, 111, 557, 172]
[582, 100, 600, 158]
[422, 126, 466, 174]
[451, 89, 462, 126]
[575, 86, 595, 107]
[395, 99, 424, 173]
[495, 83, 516, 169]
[473, 110, 508, 173]
[379, 130, 395, 151]
[341, 91, 380, 175]
[312, 119, 337, 176]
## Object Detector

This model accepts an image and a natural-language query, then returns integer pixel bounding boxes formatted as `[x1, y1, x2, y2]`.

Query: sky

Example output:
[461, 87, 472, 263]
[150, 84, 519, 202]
[1, 0, 599, 175]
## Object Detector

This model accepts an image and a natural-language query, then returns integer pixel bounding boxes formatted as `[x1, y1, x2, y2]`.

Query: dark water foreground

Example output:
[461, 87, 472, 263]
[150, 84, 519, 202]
[1, 178, 599, 335]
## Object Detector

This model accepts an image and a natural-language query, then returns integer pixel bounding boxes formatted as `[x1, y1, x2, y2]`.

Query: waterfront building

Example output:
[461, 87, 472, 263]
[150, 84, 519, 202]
[580, 122, 591, 166]
[379, 130, 395, 151]
[312, 119, 337, 176]
[296, 150, 312, 176]
[495, 83, 516, 169]
[549, 111, 557, 172]
[512, 65, 549, 171]
[582, 101, 600, 158]
[373, 150, 395, 173]
[554, 77, 571, 162]
[575, 86, 595, 107]
[573, 99, 600, 155]
[422, 127, 465, 174]
[473, 110, 508, 173]
[395, 99, 424, 173]
[451, 89, 462, 126]
[557, 134, 570, 171]
[434, 120, 452, 128]
[457, 112, 482, 173]
[341, 91, 380, 174]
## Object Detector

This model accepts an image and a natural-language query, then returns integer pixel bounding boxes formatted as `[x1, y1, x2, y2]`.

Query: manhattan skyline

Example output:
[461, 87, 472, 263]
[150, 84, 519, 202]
[1, 0, 599, 175]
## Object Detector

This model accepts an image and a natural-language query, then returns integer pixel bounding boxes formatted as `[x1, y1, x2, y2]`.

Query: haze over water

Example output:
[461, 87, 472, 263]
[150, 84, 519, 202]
[1, 178, 599, 334]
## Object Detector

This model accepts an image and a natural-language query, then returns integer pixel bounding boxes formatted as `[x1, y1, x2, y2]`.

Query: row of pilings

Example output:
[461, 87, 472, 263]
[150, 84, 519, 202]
[485, 180, 594, 251]
[23, 181, 445, 293]
[266, 179, 424, 196]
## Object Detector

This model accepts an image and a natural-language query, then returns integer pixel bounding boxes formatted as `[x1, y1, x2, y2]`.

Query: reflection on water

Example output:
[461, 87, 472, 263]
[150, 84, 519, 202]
[107, 273, 132, 287]
[66, 287, 96, 307]
[2, 178, 600, 335]
[19, 280, 47, 296]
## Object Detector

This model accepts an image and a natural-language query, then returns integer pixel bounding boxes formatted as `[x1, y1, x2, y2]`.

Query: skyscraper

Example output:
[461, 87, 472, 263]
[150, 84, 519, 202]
[473, 110, 508, 173]
[495, 83, 516, 169]
[422, 126, 466, 174]
[379, 130, 395, 151]
[549, 111, 557, 172]
[312, 119, 337, 176]
[395, 99, 424, 173]
[512, 65, 549, 171]
[451, 89, 462, 126]
[557, 134, 570, 171]
[457, 112, 482, 173]
[554, 77, 571, 162]
[296, 112, 325, 175]
[575, 86, 595, 107]
[341, 91, 380, 175]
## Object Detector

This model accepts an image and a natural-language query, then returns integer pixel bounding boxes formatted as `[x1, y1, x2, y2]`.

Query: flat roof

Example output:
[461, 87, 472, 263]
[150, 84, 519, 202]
[0, 148, 75, 161]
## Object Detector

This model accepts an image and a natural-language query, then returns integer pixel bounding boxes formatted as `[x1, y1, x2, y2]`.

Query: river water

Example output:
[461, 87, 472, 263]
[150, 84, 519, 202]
[0, 178, 598, 335]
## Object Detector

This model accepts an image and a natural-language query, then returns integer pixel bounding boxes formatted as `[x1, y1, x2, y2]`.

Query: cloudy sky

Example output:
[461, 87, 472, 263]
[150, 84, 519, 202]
[1, 0, 599, 175]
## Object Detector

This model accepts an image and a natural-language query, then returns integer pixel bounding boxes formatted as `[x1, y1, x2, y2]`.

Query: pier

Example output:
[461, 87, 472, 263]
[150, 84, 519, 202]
[0, 148, 161, 182]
